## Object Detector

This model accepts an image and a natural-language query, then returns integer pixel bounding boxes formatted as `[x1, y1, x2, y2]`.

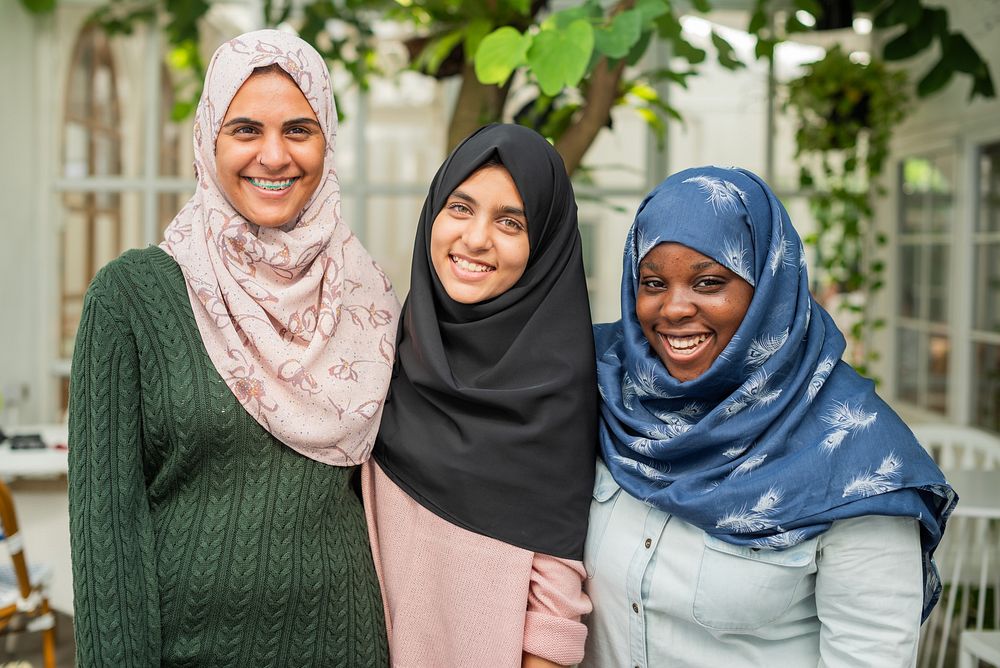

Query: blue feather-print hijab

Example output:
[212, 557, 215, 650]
[595, 166, 956, 619]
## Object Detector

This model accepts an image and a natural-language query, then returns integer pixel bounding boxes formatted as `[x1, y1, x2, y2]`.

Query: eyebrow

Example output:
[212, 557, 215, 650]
[691, 260, 719, 271]
[450, 189, 527, 218]
[221, 117, 321, 129]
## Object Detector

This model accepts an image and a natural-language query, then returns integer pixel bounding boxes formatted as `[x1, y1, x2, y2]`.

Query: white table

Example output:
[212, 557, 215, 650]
[0, 424, 71, 614]
[959, 630, 1000, 668]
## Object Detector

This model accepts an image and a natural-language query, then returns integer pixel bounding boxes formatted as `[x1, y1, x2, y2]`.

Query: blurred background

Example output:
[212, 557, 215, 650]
[0, 0, 998, 665]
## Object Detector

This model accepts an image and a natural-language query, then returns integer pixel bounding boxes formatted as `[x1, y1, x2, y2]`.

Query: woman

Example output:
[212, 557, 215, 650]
[362, 123, 597, 667]
[583, 166, 956, 666]
[69, 30, 398, 666]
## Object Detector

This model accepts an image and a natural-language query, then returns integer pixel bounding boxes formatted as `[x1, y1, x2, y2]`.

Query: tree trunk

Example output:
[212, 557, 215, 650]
[555, 56, 627, 176]
[447, 63, 511, 152]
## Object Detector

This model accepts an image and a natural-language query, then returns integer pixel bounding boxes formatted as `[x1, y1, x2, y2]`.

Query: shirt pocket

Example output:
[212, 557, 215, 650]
[692, 533, 818, 631]
[583, 459, 621, 580]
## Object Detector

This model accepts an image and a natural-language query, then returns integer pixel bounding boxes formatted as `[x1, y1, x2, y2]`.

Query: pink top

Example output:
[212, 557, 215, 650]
[362, 460, 591, 667]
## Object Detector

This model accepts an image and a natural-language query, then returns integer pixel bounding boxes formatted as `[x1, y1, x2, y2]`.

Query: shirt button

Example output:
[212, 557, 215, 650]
[632, 602, 639, 613]
[644, 538, 652, 549]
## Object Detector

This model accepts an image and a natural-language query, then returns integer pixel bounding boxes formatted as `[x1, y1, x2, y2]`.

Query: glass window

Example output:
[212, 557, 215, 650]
[972, 142, 1000, 431]
[895, 153, 953, 415]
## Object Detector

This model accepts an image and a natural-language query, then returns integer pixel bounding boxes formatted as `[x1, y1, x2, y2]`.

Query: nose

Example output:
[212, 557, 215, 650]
[661, 287, 697, 321]
[461, 216, 492, 251]
[258, 132, 291, 171]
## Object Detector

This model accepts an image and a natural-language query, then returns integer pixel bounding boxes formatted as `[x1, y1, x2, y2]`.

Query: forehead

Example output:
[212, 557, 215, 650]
[223, 71, 316, 120]
[639, 242, 717, 268]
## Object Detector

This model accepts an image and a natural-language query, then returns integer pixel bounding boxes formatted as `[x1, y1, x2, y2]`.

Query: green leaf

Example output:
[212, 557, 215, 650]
[507, 0, 531, 16]
[464, 19, 493, 64]
[917, 55, 954, 96]
[543, 4, 601, 30]
[711, 31, 743, 69]
[420, 29, 464, 74]
[971, 70, 996, 99]
[655, 12, 683, 39]
[748, 9, 767, 34]
[883, 15, 934, 61]
[635, 0, 671, 22]
[785, 14, 810, 33]
[794, 0, 823, 15]
[594, 9, 643, 59]
[527, 19, 595, 96]
[636, 107, 667, 149]
[671, 37, 707, 65]
[690, 0, 711, 12]
[874, 0, 922, 28]
[642, 67, 696, 87]
[475, 27, 529, 86]
[19, 0, 56, 13]
[625, 29, 654, 66]
[944, 33, 983, 74]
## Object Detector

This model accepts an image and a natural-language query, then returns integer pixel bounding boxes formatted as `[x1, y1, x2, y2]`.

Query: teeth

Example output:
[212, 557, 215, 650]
[451, 255, 493, 273]
[247, 177, 297, 190]
[667, 333, 709, 350]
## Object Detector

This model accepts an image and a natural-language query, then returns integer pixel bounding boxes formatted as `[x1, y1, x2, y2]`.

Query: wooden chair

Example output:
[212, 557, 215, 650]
[0, 479, 55, 668]
[914, 424, 1000, 668]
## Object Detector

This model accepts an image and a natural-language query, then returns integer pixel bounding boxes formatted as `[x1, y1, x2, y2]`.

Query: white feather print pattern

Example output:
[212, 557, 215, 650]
[798, 239, 807, 268]
[716, 486, 783, 532]
[842, 453, 903, 498]
[682, 175, 746, 214]
[611, 454, 672, 485]
[745, 328, 789, 368]
[743, 369, 783, 407]
[626, 224, 638, 277]
[721, 237, 756, 286]
[621, 372, 638, 410]
[822, 401, 878, 432]
[807, 357, 837, 402]
[633, 361, 666, 397]
[629, 437, 659, 457]
[820, 428, 849, 453]
[769, 229, 793, 275]
[729, 453, 767, 477]
[753, 529, 807, 549]
[635, 227, 661, 265]
[677, 402, 706, 417]
[723, 442, 750, 458]
[650, 422, 693, 440]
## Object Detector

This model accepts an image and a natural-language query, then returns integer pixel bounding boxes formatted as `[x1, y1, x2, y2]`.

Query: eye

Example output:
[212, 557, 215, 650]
[640, 276, 666, 290]
[447, 201, 473, 216]
[232, 125, 260, 136]
[694, 276, 726, 290]
[286, 125, 314, 137]
[498, 217, 525, 233]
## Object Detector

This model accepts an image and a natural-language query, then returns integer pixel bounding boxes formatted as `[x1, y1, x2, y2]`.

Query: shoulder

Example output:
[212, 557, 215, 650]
[85, 246, 181, 320]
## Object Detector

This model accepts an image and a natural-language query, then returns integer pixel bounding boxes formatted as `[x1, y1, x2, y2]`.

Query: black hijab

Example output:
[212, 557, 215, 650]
[372, 124, 598, 559]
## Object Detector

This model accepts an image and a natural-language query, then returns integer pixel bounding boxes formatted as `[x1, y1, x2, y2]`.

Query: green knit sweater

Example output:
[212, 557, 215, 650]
[69, 246, 388, 667]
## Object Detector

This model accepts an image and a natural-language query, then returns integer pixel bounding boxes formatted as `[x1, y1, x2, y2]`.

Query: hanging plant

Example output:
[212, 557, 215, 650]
[786, 45, 908, 375]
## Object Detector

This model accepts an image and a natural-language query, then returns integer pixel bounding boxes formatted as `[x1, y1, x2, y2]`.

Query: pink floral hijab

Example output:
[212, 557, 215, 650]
[161, 29, 399, 465]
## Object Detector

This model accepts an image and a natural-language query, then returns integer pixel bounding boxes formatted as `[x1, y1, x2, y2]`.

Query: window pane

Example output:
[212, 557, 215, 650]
[896, 327, 920, 404]
[974, 242, 1000, 333]
[898, 245, 919, 318]
[980, 142, 1000, 233]
[972, 342, 1000, 433]
[926, 334, 949, 413]
[928, 243, 949, 323]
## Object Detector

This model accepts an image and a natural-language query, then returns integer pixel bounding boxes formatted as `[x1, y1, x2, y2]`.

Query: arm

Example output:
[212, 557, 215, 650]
[522, 554, 592, 667]
[815, 514, 923, 668]
[69, 278, 161, 667]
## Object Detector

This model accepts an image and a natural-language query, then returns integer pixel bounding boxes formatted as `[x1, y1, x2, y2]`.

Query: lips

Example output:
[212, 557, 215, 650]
[450, 254, 495, 274]
[659, 332, 713, 357]
[244, 176, 299, 192]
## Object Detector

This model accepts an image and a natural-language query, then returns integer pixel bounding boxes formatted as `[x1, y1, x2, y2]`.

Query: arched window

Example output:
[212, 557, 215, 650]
[60, 24, 122, 362]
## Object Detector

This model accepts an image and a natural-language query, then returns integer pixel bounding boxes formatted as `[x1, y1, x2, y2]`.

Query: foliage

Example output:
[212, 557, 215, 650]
[786, 45, 909, 374]
[748, 0, 994, 101]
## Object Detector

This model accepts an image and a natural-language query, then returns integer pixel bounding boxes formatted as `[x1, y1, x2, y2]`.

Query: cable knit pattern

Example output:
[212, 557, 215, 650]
[362, 461, 590, 667]
[69, 246, 388, 667]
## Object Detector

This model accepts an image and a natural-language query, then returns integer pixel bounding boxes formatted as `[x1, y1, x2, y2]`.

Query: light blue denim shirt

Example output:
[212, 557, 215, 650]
[581, 459, 923, 668]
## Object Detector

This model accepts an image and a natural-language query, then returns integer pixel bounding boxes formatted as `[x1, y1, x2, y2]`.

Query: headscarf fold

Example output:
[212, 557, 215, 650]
[596, 166, 956, 618]
[161, 30, 399, 465]
[373, 124, 598, 559]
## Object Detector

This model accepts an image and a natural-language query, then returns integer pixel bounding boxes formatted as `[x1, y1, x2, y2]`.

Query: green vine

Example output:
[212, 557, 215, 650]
[786, 45, 908, 375]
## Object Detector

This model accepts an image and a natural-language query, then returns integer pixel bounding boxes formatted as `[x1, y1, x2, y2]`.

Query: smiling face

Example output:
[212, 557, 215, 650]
[636, 242, 754, 382]
[430, 164, 530, 304]
[215, 70, 326, 228]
